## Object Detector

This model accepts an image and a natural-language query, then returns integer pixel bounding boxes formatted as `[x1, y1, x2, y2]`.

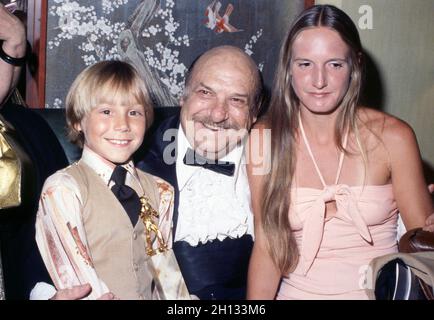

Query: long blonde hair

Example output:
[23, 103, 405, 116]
[263, 5, 365, 274]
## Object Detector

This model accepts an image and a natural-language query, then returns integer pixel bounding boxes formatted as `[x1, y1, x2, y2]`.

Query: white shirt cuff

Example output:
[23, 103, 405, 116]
[29, 282, 57, 300]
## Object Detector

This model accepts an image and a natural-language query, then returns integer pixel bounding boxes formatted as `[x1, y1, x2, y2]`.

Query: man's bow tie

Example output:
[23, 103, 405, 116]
[183, 148, 235, 176]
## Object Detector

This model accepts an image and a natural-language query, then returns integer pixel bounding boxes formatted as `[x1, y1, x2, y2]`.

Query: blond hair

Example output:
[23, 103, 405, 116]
[65, 60, 154, 147]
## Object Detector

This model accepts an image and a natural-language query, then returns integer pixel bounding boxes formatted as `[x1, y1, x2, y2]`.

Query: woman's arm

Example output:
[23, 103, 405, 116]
[246, 123, 281, 299]
[384, 117, 433, 229]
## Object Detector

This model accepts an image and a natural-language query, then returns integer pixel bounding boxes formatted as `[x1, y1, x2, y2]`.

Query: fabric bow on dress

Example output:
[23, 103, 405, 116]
[299, 184, 373, 275]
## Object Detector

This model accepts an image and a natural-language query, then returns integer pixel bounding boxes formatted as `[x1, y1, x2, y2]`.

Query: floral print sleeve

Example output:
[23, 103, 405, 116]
[35, 171, 109, 299]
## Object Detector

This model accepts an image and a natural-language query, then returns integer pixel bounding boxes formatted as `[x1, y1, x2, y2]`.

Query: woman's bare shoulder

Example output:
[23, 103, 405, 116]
[358, 107, 416, 148]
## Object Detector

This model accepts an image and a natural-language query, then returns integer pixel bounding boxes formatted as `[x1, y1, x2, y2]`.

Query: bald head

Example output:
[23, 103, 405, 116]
[184, 46, 263, 117]
[179, 45, 263, 159]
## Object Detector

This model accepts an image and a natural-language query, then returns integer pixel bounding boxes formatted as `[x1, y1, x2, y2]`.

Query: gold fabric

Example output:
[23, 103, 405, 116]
[0, 117, 21, 209]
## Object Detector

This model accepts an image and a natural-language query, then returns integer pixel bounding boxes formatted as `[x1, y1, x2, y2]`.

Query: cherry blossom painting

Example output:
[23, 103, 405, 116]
[45, 0, 305, 108]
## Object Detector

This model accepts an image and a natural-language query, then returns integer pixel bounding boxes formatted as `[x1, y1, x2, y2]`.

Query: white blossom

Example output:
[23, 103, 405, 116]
[52, 98, 63, 109]
[48, 1, 262, 104]
[48, 1, 125, 60]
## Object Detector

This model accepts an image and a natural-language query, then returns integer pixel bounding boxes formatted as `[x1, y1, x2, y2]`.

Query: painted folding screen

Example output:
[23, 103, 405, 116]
[44, 0, 305, 108]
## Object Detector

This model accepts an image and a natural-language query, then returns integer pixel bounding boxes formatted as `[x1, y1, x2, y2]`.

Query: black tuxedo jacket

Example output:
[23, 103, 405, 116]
[137, 112, 253, 300]
[0, 102, 68, 299]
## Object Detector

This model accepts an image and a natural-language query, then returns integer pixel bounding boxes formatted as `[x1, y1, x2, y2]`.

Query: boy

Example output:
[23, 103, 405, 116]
[34, 61, 175, 300]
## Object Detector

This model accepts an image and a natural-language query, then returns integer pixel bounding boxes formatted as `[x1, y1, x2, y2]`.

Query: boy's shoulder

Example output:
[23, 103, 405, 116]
[136, 168, 174, 199]
[57, 161, 86, 180]
[42, 162, 82, 194]
[46, 162, 79, 178]
[49, 161, 97, 193]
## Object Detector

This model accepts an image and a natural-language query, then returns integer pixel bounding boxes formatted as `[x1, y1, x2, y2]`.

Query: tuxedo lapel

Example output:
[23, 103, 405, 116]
[136, 113, 181, 236]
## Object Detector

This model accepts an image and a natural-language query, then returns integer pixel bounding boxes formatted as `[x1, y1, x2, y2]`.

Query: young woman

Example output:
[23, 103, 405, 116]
[247, 5, 433, 299]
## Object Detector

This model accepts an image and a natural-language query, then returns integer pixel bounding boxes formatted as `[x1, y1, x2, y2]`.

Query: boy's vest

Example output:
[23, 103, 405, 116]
[66, 162, 159, 300]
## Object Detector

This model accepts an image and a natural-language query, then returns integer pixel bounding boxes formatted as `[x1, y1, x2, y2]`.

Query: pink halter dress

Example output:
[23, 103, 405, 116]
[277, 116, 399, 300]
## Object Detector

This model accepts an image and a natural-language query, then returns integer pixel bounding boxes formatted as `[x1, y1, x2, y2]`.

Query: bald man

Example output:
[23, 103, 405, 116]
[138, 45, 264, 300]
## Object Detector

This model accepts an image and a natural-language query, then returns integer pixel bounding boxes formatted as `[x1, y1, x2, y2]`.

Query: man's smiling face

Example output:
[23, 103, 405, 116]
[180, 47, 257, 160]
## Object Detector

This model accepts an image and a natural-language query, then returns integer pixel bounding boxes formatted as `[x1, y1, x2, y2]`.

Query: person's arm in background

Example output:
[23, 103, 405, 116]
[423, 184, 434, 232]
[0, 3, 26, 103]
